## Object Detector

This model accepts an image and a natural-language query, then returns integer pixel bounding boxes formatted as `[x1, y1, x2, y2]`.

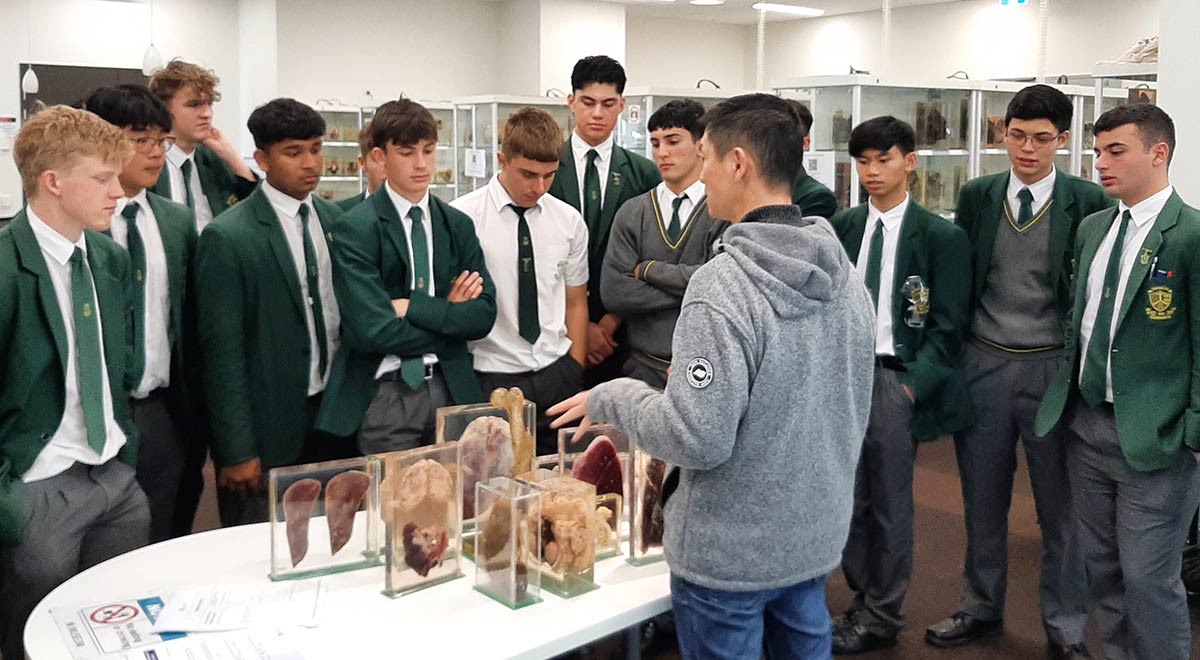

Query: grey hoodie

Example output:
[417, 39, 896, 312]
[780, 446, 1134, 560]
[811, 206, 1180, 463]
[588, 204, 875, 592]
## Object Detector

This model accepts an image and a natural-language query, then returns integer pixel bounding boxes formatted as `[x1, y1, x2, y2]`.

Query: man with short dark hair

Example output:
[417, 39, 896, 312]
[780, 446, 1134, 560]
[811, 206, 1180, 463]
[546, 55, 661, 385]
[317, 98, 496, 454]
[828, 116, 972, 654]
[1036, 103, 1200, 660]
[452, 108, 586, 453]
[83, 84, 200, 542]
[550, 93, 875, 660]
[196, 98, 344, 526]
[788, 99, 839, 219]
[926, 85, 1112, 658]
[601, 99, 727, 389]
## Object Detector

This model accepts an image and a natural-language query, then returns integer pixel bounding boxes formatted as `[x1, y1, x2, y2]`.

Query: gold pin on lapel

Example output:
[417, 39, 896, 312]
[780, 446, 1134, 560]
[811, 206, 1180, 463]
[83, 303, 93, 318]
[1140, 248, 1152, 265]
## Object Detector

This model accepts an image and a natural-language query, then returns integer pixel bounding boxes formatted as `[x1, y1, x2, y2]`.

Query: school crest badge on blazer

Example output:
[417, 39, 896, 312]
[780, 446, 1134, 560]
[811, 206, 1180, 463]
[1147, 285, 1175, 321]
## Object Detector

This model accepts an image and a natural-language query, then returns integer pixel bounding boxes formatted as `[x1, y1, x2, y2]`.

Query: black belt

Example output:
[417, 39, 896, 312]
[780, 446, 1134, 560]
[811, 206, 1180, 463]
[377, 361, 441, 382]
[875, 356, 906, 372]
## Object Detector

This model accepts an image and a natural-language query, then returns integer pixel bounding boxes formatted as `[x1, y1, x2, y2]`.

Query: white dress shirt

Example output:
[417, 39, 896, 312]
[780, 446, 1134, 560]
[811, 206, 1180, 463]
[572, 131, 614, 209]
[655, 179, 706, 236]
[856, 194, 910, 357]
[1006, 167, 1057, 222]
[261, 182, 341, 395]
[452, 175, 589, 373]
[1078, 185, 1174, 402]
[165, 144, 216, 233]
[377, 182, 436, 379]
[110, 191, 172, 397]
[23, 207, 127, 483]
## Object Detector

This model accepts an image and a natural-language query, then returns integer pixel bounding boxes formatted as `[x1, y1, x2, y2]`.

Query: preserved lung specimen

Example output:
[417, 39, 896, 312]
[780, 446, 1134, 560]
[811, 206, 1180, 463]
[491, 388, 534, 476]
[282, 478, 322, 566]
[460, 416, 513, 519]
[641, 459, 667, 553]
[325, 470, 372, 556]
[571, 436, 623, 498]
[382, 459, 454, 575]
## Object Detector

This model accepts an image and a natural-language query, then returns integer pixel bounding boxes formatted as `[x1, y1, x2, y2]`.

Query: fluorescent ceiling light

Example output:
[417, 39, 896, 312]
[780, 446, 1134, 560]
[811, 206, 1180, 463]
[751, 2, 825, 16]
[689, 0, 725, 6]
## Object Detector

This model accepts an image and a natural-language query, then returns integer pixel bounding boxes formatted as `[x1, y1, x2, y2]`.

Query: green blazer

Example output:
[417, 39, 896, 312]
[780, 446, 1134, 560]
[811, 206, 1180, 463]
[149, 144, 259, 218]
[546, 139, 661, 320]
[316, 187, 497, 437]
[195, 188, 343, 469]
[0, 213, 138, 544]
[830, 201, 974, 441]
[336, 191, 367, 213]
[956, 169, 1113, 336]
[1036, 192, 1200, 471]
[791, 171, 839, 219]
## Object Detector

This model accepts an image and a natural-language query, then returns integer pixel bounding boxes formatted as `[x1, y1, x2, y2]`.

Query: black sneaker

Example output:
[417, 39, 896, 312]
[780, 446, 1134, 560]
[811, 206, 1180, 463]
[832, 619, 898, 655]
[924, 611, 1003, 647]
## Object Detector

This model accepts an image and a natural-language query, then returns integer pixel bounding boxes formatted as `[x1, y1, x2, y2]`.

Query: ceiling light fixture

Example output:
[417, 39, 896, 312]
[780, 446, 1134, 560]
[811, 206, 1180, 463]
[142, 0, 163, 75]
[751, 2, 824, 17]
[689, 0, 725, 6]
[22, 0, 38, 94]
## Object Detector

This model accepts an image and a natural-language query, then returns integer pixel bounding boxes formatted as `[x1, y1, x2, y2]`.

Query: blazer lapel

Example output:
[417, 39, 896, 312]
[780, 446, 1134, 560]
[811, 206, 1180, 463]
[1114, 193, 1182, 330]
[1070, 207, 1114, 340]
[428, 198, 453, 292]
[598, 147, 629, 241]
[1047, 169, 1077, 289]
[973, 175, 1007, 300]
[556, 140, 580, 210]
[250, 190, 305, 317]
[196, 146, 231, 214]
[147, 194, 187, 346]
[11, 213, 69, 373]
[891, 204, 923, 329]
[843, 206, 869, 266]
[85, 235, 126, 380]
[374, 188, 413, 288]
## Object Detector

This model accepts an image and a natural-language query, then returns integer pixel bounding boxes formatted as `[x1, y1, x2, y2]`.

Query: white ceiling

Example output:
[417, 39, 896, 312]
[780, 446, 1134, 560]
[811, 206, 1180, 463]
[615, 0, 967, 24]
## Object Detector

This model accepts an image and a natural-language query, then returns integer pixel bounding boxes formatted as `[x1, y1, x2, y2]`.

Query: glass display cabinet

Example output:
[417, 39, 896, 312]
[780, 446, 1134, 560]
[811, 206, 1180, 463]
[615, 87, 762, 159]
[452, 96, 574, 194]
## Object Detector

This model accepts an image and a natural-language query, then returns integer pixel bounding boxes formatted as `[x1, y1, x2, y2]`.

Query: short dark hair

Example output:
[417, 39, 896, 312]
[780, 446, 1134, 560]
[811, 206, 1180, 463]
[247, 98, 325, 150]
[357, 118, 375, 158]
[786, 99, 814, 138]
[849, 116, 916, 158]
[83, 84, 172, 133]
[647, 99, 705, 140]
[1094, 102, 1176, 164]
[1005, 84, 1073, 133]
[700, 93, 804, 190]
[370, 97, 438, 150]
[570, 55, 627, 94]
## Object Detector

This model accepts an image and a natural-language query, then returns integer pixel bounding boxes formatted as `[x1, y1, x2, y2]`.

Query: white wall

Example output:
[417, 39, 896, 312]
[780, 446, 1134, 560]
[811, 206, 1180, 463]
[765, 0, 1159, 84]
[625, 15, 752, 90]
[538, 0, 626, 95]
[499, 0, 544, 96]
[238, 0, 279, 153]
[1158, 0, 1199, 200]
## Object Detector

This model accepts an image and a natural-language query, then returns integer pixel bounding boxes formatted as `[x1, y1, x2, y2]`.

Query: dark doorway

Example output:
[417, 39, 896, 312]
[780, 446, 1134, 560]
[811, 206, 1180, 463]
[19, 63, 146, 119]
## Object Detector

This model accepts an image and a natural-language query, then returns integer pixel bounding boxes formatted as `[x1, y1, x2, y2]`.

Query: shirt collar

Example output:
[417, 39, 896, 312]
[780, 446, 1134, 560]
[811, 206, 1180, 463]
[165, 144, 194, 169]
[26, 205, 85, 266]
[1120, 184, 1174, 228]
[261, 181, 312, 220]
[572, 130, 613, 164]
[115, 189, 150, 217]
[488, 174, 541, 215]
[1007, 167, 1057, 204]
[384, 180, 429, 220]
[867, 193, 909, 231]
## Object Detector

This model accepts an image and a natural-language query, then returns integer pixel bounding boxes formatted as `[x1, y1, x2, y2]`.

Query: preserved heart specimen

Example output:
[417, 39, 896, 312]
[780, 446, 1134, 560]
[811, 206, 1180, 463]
[571, 436, 623, 498]
[460, 416, 513, 519]
[283, 478, 321, 566]
[325, 470, 372, 555]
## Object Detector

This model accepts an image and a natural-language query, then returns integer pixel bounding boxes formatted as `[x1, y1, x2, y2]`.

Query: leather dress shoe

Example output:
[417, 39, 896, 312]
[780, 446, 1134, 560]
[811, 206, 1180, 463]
[924, 611, 1003, 647]
[832, 618, 898, 655]
[1047, 642, 1093, 659]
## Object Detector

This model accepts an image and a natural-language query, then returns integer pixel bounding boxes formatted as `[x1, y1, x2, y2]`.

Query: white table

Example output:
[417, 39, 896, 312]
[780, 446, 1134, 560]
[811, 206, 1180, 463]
[24, 523, 672, 660]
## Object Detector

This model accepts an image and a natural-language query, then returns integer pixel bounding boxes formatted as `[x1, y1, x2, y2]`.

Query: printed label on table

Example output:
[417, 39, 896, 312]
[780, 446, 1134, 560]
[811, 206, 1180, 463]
[51, 596, 186, 659]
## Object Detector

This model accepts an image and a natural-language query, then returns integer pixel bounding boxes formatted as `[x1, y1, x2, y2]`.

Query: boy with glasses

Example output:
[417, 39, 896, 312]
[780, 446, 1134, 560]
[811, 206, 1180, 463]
[83, 85, 201, 541]
[926, 85, 1112, 659]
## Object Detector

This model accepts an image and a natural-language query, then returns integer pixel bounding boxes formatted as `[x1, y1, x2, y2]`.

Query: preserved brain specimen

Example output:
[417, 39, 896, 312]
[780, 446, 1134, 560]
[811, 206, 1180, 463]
[459, 416, 513, 519]
[324, 470, 372, 555]
[282, 478, 322, 566]
[571, 436, 623, 498]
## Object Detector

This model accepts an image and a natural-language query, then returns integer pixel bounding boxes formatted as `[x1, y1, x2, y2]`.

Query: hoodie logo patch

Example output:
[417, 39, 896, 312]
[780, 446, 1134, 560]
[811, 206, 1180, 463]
[686, 358, 713, 389]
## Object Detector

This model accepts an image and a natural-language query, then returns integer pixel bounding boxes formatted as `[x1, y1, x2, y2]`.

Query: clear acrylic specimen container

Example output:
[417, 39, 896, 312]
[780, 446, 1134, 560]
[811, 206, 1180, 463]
[558, 425, 629, 560]
[525, 474, 599, 598]
[628, 444, 671, 566]
[473, 477, 543, 609]
[268, 457, 382, 581]
[379, 443, 463, 597]
[437, 396, 537, 527]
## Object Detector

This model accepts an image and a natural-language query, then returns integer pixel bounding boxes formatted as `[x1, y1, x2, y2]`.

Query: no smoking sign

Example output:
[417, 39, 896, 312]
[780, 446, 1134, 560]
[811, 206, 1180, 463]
[89, 603, 139, 625]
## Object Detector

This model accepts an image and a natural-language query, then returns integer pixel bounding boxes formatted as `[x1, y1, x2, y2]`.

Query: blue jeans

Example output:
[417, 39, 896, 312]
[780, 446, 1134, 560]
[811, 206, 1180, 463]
[671, 573, 833, 660]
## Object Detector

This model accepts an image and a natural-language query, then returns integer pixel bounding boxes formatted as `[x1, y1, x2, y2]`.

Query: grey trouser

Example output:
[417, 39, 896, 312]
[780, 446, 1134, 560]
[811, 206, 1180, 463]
[952, 339, 1087, 644]
[841, 366, 916, 637]
[357, 370, 450, 455]
[477, 354, 585, 455]
[0, 460, 150, 660]
[1066, 401, 1200, 660]
[131, 389, 187, 543]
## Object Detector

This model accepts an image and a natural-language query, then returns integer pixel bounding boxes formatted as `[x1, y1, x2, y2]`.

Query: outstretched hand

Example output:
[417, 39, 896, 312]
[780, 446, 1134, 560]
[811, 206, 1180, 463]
[547, 390, 593, 443]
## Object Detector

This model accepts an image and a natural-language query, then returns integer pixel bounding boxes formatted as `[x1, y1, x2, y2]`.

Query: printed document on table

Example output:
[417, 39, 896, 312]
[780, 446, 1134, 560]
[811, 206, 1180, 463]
[151, 581, 325, 633]
[112, 631, 306, 660]
[51, 595, 186, 660]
